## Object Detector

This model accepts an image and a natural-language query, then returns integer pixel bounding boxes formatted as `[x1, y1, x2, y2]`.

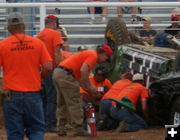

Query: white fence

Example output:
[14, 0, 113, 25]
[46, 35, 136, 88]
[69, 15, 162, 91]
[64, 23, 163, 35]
[0, 2, 180, 49]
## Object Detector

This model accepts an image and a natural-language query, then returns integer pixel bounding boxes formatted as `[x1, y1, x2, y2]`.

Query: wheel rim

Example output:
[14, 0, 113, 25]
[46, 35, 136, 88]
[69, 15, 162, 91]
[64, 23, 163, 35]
[173, 112, 180, 125]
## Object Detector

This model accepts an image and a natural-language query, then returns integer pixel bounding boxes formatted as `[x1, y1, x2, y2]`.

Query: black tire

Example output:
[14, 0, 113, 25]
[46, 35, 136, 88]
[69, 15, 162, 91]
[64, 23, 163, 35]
[170, 96, 180, 125]
[105, 18, 131, 52]
[174, 52, 180, 71]
[103, 18, 131, 71]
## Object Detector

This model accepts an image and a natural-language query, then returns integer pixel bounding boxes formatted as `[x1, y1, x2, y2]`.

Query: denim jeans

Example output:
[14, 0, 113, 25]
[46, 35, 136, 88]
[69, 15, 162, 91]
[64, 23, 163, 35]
[99, 99, 113, 115]
[98, 99, 119, 130]
[110, 107, 148, 132]
[42, 71, 57, 129]
[3, 91, 44, 140]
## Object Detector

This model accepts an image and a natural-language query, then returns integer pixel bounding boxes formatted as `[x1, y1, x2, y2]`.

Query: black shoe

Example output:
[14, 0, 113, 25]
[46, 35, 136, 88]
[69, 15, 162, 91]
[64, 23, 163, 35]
[97, 115, 108, 131]
[58, 130, 67, 136]
[73, 131, 92, 137]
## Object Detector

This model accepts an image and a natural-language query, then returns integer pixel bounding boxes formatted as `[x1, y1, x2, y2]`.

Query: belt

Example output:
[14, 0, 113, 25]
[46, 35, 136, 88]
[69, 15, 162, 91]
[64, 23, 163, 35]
[57, 65, 73, 75]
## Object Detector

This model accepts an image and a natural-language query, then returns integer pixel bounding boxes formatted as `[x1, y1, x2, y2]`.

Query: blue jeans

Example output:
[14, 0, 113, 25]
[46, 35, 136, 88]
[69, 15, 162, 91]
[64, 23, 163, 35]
[3, 91, 44, 140]
[99, 99, 113, 115]
[98, 99, 119, 130]
[42, 71, 57, 129]
[110, 107, 148, 132]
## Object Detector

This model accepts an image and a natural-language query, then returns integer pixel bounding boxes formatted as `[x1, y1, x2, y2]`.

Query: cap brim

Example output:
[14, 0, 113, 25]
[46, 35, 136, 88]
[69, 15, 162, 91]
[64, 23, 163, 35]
[110, 98, 135, 111]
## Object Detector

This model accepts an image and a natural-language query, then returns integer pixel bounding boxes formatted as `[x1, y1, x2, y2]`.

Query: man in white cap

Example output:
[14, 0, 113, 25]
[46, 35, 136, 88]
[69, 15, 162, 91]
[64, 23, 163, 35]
[0, 12, 52, 139]
[110, 73, 149, 132]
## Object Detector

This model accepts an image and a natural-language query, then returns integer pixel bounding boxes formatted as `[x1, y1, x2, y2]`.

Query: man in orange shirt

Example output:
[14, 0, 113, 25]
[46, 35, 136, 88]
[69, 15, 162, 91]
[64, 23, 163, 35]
[52, 44, 113, 136]
[0, 12, 52, 140]
[80, 66, 112, 111]
[110, 73, 149, 132]
[61, 50, 73, 61]
[97, 72, 133, 130]
[37, 14, 62, 132]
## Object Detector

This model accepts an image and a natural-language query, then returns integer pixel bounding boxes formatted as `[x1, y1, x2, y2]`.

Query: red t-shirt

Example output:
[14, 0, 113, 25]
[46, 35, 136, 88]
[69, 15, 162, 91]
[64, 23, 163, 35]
[0, 34, 52, 91]
[37, 28, 62, 67]
[60, 50, 98, 80]
[80, 76, 112, 96]
[102, 79, 132, 100]
[114, 82, 149, 107]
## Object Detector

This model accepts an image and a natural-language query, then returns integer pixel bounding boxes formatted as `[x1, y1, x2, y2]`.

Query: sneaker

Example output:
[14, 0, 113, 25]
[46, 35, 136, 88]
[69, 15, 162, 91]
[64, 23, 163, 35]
[89, 19, 96, 24]
[97, 115, 108, 131]
[73, 130, 92, 137]
[115, 120, 127, 132]
[65, 123, 73, 130]
[58, 130, 67, 136]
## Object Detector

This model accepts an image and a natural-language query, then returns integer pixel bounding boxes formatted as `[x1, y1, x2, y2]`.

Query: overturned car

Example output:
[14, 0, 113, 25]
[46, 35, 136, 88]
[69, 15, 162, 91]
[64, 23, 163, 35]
[103, 18, 180, 126]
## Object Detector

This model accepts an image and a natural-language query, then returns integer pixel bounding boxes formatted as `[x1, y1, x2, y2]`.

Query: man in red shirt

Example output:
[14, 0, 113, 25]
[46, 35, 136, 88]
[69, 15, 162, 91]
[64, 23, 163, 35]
[52, 44, 113, 136]
[110, 73, 149, 132]
[37, 14, 62, 132]
[0, 12, 52, 139]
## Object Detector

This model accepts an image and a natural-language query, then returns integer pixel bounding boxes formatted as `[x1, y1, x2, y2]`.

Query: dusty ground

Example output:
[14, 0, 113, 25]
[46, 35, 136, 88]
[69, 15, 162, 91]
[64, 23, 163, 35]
[0, 78, 165, 140]
[0, 125, 165, 140]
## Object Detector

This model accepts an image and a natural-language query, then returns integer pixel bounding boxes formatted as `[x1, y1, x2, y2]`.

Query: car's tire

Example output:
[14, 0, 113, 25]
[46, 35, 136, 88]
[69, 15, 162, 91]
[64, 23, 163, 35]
[103, 18, 131, 72]
[170, 96, 180, 125]
[105, 18, 131, 52]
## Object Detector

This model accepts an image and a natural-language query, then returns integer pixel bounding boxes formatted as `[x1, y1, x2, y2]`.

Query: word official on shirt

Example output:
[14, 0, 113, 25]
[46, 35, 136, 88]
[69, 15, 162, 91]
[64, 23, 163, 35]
[165, 125, 180, 140]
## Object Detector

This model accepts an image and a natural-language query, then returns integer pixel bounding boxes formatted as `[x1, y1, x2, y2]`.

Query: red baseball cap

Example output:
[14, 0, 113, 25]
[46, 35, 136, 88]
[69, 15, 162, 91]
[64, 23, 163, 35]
[46, 14, 57, 20]
[101, 45, 113, 57]
[171, 14, 180, 20]
[121, 72, 133, 80]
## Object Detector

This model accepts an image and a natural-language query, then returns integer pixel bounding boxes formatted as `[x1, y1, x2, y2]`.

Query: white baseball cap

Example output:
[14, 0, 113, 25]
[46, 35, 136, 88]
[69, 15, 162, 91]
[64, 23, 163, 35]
[132, 73, 144, 81]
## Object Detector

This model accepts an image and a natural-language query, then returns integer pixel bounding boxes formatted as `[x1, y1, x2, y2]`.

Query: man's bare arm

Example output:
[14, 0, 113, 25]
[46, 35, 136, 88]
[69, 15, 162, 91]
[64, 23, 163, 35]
[54, 45, 62, 65]
[141, 98, 149, 122]
[79, 63, 96, 96]
[41, 61, 53, 79]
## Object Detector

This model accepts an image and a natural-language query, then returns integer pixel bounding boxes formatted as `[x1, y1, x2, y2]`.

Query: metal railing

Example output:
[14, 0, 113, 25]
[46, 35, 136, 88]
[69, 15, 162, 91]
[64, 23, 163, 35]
[0, 2, 180, 48]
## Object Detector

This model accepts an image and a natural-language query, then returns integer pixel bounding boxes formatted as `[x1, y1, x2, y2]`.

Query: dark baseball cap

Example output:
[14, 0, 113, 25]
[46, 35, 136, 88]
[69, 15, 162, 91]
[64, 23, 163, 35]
[7, 12, 24, 26]
[95, 66, 109, 77]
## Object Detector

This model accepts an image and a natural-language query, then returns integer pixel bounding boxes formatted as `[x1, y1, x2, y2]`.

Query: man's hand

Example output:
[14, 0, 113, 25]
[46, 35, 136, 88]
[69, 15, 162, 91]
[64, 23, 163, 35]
[88, 84, 97, 96]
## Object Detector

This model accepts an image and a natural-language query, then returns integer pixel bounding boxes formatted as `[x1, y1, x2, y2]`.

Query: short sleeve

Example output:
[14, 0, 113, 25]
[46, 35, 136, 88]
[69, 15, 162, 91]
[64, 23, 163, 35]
[105, 79, 112, 89]
[141, 87, 149, 99]
[84, 53, 98, 72]
[53, 31, 63, 48]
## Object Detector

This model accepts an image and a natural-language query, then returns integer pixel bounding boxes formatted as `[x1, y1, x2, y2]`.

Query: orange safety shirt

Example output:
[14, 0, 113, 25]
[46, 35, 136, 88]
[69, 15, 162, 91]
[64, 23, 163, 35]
[102, 79, 132, 100]
[60, 50, 98, 80]
[37, 28, 62, 67]
[80, 76, 112, 96]
[114, 82, 149, 107]
[61, 51, 73, 61]
[0, 34, 52, 91]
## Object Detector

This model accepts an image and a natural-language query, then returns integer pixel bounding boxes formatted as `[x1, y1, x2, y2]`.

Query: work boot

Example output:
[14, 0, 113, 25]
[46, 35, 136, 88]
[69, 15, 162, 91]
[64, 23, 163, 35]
[97, 114, 108, 131]
[115, 120, 127, 132]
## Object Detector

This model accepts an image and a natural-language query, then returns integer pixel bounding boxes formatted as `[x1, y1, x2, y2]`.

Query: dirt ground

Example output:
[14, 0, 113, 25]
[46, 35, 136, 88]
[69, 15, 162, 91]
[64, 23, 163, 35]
[0, 78, 165, 140]
[0, 125, 165, 140]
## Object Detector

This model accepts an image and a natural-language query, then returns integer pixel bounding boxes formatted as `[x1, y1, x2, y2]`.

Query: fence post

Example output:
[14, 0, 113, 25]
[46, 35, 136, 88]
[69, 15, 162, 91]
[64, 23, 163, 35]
[39, 4, 46, 31]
